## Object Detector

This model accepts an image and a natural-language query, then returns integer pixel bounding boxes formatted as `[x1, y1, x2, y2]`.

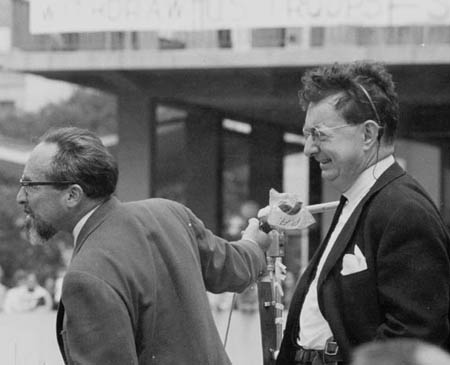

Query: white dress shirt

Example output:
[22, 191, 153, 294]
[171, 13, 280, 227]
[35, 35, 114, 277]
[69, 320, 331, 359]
[298, 155, 395, 349]
[72, 205, 100, 246]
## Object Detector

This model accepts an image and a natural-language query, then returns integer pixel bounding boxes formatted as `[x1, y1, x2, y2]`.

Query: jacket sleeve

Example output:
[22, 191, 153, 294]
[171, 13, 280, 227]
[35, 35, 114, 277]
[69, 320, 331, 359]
[375, 199, 450, 345]
[185, 207, 267, 294]
[61, 270, 138, 365]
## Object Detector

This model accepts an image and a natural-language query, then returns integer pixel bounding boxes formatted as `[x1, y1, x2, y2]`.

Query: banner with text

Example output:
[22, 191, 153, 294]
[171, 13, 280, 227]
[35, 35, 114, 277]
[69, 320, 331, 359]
[29, 0, 450, 34]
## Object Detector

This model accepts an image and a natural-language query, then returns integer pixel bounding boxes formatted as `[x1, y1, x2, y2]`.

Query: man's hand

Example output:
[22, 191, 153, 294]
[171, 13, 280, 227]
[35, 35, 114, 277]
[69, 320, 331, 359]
[241, 218, 271, 252]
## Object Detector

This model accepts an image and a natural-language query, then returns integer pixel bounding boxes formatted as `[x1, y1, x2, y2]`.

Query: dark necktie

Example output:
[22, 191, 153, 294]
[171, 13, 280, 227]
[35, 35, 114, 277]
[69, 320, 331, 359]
[327, 195, 348, 238]
[316, 195, 348, 257]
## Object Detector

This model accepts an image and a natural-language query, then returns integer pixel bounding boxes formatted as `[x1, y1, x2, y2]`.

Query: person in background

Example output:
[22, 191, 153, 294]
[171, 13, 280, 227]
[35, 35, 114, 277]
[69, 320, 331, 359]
[16, 127, 270, 365]
[276, 60, 450, 364]
[350, 339, 450, 365]
[43, 275, 57, 310]
[4, 271, 52, 313]
[3, 269, 27, 314]
[212, 200, 263, 314]
[234, 201, 261, 313]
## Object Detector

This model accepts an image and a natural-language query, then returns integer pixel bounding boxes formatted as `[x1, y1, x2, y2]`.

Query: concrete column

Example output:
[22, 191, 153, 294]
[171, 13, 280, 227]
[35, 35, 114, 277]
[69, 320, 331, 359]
[249, 123, 283, 207]
[231, 28, 252, 50]
[396, 139, 441, 205]
[116, 94, 156, 201]
[185, 109, 223, 234]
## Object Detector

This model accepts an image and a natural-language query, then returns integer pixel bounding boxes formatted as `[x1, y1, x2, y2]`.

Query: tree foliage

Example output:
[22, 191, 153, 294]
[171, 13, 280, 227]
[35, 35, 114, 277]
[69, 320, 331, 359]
[0, 87, 117, 142]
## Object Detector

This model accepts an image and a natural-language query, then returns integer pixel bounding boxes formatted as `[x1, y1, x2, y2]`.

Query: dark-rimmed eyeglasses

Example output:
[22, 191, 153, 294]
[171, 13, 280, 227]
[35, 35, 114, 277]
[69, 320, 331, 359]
[19, 178, 76, 187]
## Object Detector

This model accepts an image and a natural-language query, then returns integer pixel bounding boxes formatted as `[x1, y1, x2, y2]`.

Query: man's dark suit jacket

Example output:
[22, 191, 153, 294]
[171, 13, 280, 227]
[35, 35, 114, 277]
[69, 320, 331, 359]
[56, 197, 266, 365]
[277, 162, 450, 364]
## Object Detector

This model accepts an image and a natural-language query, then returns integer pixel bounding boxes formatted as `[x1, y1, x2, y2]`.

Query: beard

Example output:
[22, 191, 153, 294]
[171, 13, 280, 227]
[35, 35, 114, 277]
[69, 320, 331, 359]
[24, 214, 58, 246]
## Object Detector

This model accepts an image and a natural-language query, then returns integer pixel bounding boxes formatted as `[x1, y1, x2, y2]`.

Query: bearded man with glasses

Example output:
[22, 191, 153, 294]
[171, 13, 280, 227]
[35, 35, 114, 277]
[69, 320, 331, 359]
[16, 127, 270, 365]
[276, 61, 450, 365]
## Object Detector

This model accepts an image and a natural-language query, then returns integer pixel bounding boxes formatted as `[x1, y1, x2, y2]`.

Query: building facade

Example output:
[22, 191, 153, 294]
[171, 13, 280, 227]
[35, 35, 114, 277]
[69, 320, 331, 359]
[6, 0, 450, 270]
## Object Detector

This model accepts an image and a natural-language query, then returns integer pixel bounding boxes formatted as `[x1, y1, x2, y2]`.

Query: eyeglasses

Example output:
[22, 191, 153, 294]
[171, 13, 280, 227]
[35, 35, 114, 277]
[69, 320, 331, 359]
[19, 178, 76, 188]
[303, 124, 354, 142]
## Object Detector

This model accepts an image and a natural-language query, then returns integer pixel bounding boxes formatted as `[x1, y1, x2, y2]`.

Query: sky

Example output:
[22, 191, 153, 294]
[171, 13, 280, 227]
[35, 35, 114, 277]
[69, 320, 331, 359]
[23, 74, 77, 111]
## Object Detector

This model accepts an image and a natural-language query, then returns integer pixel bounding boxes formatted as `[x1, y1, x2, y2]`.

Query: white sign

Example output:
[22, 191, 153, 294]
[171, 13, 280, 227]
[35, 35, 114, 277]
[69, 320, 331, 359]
[29, 0, 450, 34]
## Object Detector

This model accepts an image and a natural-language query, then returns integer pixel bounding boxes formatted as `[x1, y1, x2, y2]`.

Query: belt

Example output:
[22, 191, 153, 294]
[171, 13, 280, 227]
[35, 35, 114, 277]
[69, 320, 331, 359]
[293, 338, 343, 364]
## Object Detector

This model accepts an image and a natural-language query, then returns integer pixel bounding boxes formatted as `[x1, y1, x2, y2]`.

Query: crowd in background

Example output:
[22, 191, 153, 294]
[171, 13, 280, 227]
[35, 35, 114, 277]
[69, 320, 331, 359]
[0, 265, 64, 313]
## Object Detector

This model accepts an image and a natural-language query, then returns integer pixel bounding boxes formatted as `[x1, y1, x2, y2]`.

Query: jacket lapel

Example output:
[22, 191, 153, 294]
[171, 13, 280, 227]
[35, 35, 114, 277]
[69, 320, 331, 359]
[317, 162, 405, 289]
[72, 196, 120, 257]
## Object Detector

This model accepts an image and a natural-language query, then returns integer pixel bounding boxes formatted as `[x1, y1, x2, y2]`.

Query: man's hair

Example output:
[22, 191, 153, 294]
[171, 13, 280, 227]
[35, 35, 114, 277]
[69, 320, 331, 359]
[299, 60, 399, 144]
[39, 127, 118, 199]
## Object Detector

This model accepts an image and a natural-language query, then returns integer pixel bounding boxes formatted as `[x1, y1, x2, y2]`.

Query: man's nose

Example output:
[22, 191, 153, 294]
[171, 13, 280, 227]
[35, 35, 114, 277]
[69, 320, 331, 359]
[16, 186, 27, 205]
[303, 136, 319, 157]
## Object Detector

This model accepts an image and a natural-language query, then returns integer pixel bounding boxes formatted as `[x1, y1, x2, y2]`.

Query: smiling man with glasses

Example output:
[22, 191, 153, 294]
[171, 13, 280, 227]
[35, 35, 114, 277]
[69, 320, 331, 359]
[276, 61, 450, 365]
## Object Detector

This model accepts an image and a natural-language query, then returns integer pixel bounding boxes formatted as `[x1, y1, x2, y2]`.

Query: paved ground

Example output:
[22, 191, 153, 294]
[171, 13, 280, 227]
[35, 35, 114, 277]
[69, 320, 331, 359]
[0, 311, 62, 365]
[0, 308, 263, 365]
[215, 309, 263, 365]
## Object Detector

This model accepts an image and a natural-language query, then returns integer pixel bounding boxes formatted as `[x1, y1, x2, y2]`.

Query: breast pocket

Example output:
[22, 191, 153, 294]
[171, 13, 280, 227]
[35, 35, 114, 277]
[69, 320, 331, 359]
[339, 268, 378, 315]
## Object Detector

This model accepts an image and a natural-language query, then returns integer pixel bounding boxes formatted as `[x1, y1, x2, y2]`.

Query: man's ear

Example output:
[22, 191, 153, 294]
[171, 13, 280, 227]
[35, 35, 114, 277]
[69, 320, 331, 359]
[65, 184, 84, 208]
[362, 120, 381, 149]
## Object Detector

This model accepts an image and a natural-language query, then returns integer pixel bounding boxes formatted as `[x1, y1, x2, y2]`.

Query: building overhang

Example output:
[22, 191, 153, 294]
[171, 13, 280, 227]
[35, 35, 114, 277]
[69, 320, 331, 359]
[6, 44, 450, 138]
[8, 44, 450, 71]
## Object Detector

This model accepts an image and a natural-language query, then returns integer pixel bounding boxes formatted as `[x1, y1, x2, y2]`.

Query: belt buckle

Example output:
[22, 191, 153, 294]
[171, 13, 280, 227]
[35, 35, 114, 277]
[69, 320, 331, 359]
[324, 338, 339, 356]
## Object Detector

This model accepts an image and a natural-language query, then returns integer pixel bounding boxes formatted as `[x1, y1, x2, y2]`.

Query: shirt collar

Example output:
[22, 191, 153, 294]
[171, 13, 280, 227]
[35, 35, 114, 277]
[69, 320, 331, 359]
[344, 155, 395, 203]
[72, 205, 100, 246]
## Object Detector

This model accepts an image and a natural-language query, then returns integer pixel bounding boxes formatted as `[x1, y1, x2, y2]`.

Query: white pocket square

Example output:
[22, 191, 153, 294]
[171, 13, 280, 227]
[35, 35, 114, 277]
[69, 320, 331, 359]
[341, 245, 367, 276]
